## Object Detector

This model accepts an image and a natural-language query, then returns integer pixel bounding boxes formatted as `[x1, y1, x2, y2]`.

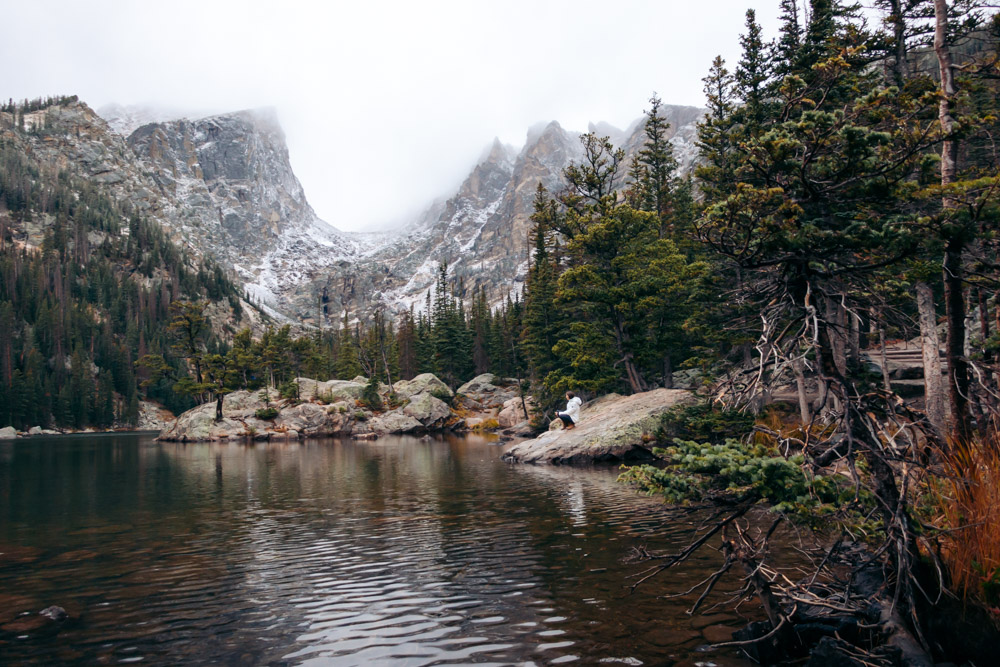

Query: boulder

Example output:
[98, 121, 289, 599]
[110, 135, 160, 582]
[394, 373, 452, 399]
[457, 373, 499, 395]
[137, 401, 174, 431]
[457, 373, 520, 408]
[0, 426, 17, 439]
[498, 396, 533, 428]
[222, 390, 273, 415]
[28, 426, 43, 435]
[403, 392, 452, 428]
[369, 411, 423, 434]
[158, 402, 246, 441]
[275, 402, 351, 437]
[296, 378, 365, 402]
[502, 389, 696, 465]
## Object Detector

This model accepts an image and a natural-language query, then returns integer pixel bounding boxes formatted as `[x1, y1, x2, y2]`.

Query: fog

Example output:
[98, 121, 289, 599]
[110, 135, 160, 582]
[2, 0, 792, 232]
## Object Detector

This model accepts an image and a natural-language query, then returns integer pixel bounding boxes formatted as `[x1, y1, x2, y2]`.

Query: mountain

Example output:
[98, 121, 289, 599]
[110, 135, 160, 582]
[3, 96, 703, 326]
[310, 104, 705, 321]
[123, 108, 363, 314]
[0, 98, 255, 429]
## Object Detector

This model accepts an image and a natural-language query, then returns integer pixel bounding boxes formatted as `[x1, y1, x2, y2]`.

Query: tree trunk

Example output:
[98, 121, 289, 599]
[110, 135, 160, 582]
[215, 393, 224, 422]
[662, 352, 673, 389]
[944, 241, 971, 439]
[889, 0, 909, 86]
[848, 308, 860, 371]
[877, 314, 893, 394]
[935, 0, 971, 440]
[826, 297, 848, 378]
[792, 357, 811, 424]
[917, 283, 946, 436]
[614, 316, 646, 394]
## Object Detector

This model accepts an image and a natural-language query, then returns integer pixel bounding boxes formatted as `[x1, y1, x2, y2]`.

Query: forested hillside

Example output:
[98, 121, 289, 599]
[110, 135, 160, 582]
[0, 99, 247, 429]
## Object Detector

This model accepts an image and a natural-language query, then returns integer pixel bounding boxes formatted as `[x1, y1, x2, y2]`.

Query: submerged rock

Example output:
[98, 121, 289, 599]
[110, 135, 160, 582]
[502, 389, 695, 465]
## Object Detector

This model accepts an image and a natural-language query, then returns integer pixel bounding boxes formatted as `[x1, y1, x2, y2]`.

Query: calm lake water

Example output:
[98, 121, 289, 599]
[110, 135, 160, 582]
[0, 434, 754, 666]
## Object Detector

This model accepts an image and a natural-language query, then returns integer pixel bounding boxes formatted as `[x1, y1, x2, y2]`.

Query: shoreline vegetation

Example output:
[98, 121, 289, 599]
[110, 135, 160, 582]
[4, 1, 1000, 664]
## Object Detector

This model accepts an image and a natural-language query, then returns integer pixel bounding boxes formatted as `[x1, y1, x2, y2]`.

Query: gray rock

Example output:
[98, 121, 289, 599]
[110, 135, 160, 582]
[28, 426, 44, 435]
[39, 606, 68, 622]
[402, 392, 452, 428]
[0, 426, 19, 439]
[498, 397, 533, 428]
[296, 378, 365, 401]
[394, 373, 452, 399]
[369, 411, 423, 434]
[457, 373, 499, 395]
[502, 389, 696, 465]
[275, 402, 351, 437]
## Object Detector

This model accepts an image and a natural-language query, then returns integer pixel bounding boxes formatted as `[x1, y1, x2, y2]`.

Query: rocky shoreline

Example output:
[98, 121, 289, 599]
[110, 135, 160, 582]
[156, 373, 531, 442]
[502, 389, 696, 464]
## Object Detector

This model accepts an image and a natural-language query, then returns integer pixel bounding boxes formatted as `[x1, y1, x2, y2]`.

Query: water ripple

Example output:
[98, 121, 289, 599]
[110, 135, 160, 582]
[0, 434, 755, 666]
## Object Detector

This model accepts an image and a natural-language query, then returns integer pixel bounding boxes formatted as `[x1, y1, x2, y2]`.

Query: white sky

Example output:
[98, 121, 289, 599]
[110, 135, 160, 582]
[3, 0, 791, 232]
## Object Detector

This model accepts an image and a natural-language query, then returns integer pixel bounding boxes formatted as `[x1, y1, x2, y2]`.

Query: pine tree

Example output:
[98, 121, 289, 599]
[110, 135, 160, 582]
[633, 95, 679, 236]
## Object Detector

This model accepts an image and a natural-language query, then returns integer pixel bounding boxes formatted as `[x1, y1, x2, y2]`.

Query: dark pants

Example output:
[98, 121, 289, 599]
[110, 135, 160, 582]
[557, 413, 574, 426]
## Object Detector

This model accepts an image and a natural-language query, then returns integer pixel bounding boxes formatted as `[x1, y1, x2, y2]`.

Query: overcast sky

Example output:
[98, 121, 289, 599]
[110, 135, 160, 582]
[4, 0, 793, 232]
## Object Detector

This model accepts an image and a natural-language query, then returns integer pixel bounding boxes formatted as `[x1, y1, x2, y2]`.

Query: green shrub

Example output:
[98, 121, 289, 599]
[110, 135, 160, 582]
[658, 403, 754, 445]
[360, 377, 383, 411]
[279, 380, 300, 401]
[255, 407, 279, 420]
[620, 439, 860, 519]
[353, 410, 368, 421]
[430, 388, 454, 405]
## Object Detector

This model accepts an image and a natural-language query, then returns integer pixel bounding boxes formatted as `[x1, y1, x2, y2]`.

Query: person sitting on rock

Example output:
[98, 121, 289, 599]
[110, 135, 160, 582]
[556, 392, 583, 430]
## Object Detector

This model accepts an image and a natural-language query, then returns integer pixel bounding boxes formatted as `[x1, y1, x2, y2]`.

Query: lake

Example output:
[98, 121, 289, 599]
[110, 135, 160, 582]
[0, 434, 754, 665]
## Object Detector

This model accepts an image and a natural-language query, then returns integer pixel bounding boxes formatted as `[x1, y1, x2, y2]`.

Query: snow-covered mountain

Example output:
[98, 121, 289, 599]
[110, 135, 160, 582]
[123, 108, 364, 315]
[309, 104, 705, 321]
[11, 97, 703, 326]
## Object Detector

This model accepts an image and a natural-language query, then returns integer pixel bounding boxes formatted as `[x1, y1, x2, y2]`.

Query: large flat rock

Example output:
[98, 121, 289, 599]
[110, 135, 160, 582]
[502, 389, 696, 465]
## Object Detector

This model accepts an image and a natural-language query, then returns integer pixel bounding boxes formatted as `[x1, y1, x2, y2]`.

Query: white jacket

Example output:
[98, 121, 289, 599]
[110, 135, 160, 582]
[564, 396, 583, 423]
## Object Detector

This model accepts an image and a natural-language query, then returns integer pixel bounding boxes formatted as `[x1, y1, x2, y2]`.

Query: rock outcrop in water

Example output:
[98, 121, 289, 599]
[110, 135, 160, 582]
[502, 389, 696, 464]
[157, 373, 525, 441]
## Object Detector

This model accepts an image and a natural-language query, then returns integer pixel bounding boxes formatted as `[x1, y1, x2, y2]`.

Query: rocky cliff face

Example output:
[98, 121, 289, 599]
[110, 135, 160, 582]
[6, 98, 703, 325]
[124, 109, 362, 316]
[314, 104, 704, 320]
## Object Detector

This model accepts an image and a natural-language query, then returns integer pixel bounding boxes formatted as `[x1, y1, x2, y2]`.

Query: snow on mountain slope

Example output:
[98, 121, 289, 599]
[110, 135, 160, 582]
[56, 98, 705, 326]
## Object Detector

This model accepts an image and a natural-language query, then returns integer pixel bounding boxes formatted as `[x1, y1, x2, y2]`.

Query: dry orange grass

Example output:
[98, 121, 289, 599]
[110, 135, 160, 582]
[932, 434, 1000, 606]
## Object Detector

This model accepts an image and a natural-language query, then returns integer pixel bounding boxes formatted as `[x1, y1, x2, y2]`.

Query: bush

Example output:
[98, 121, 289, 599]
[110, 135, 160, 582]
[353, 410, 368, 421]
[926, 433, 1000, 605]
[658, 403, 754, 445]
[386, 391, 404, 409]
[471, 418, 500, 432]
[360, 377, 383, 411]
[255, 407, 279, 420]
[620, 439, 857, 518]
[279, 380, 300, 401]
[430, 388, 454, 405]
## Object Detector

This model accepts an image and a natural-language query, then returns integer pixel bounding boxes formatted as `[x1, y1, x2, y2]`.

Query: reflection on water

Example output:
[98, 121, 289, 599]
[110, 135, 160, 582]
[0, 434, 753, 665]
